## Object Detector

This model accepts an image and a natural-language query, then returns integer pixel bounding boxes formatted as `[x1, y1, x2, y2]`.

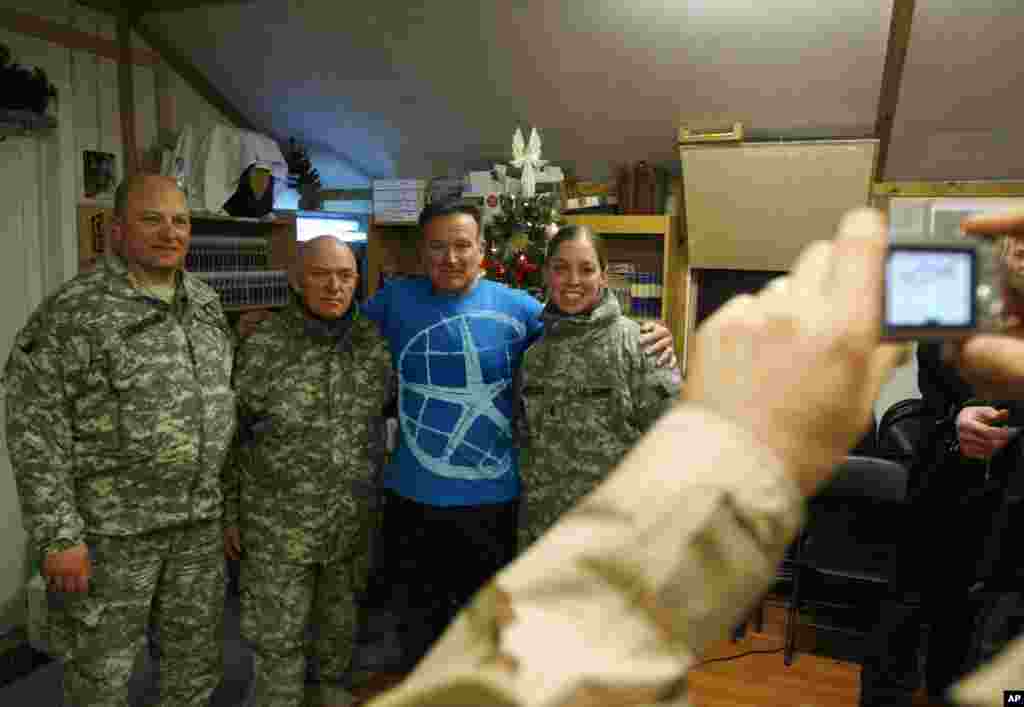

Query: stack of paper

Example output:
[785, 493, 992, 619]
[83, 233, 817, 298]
[374, 179, 427, 223]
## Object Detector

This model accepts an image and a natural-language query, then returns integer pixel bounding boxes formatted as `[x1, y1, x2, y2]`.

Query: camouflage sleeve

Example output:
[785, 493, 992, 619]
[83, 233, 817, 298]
[222, 331, 267, 528]
[4, 307, 88, 555]
[368, 333, 396, 483]
[221, 432, 244, 529]
[629, 330, 683, 433]
[510, 361, 526, 448]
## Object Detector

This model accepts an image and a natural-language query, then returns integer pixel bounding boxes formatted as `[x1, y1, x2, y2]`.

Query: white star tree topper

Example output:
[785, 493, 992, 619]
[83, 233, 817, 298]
[509, 127, 548, 198]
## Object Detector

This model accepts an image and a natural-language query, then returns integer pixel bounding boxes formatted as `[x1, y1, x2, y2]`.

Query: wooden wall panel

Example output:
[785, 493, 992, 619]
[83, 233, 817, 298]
[0, 21, 68, 77]
[94, 13, 123, 186]
[70, 5, 100, 200]
[131, 35, 159, 169]
[0, 140, 36, 629]
[6, 0, 72, 22]
[6, 6, 234, 202]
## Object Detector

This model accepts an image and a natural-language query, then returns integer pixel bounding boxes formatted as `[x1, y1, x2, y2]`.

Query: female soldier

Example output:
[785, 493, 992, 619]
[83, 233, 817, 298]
[515, 225, 682, 550]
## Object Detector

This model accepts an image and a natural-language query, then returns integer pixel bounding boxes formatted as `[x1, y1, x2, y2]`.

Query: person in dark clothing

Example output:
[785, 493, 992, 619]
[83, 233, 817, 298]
[860, 341, 1024, 706]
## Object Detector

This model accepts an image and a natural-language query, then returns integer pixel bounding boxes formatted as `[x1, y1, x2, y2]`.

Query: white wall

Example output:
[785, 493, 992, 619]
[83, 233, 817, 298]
[0, 1, 237, 630]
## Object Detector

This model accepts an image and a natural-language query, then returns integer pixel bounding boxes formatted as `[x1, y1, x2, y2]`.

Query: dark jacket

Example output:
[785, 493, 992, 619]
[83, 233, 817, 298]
[903, 342, 1024, 589]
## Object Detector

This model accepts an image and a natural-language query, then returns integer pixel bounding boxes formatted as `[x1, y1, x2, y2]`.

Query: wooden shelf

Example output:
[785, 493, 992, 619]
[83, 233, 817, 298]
[223, 304, 284, 313]
[190, 210, 294, 226]
[562, 214, 686, 366]
[873, 180, 1024, 197]
[564, 214, 670, 235]
[0, 109, 56, 137]
[370, 219, 418, 227]
[72, 204, 296, 228]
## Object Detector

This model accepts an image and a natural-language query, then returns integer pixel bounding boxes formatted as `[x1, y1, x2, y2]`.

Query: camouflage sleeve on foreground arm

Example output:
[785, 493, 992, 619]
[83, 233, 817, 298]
[4, 306, 89, 555]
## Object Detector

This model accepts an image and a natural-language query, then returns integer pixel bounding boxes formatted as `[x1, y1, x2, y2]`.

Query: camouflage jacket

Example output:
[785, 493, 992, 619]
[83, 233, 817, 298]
[516, 291, 681, 547]
[4, 255, 236, 556]
[225, 296, 393, 565]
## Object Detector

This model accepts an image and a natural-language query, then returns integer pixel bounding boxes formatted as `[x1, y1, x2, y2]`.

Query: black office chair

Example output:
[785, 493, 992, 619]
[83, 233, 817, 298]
[729, 409, 880, 643]
[733, 414, 879, 644]
[876, 398, 932, 465]
[783, 454, 908, 665]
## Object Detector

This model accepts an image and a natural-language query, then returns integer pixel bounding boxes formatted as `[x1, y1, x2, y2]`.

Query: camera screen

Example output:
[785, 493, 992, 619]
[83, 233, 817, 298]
[885, 248, 974, 328]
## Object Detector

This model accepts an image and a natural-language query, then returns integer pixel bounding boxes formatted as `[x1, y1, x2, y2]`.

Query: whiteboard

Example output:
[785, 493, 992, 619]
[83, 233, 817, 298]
[681, 140, 878, 271]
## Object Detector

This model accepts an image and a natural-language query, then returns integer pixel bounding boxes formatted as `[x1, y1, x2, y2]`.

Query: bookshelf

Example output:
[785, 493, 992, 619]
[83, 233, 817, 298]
[564, 214, 686, 357]
[366, 221, 423, 298]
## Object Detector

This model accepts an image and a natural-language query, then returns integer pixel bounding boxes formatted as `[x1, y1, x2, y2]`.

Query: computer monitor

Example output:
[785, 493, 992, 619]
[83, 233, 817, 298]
[296, 210, 367, 242]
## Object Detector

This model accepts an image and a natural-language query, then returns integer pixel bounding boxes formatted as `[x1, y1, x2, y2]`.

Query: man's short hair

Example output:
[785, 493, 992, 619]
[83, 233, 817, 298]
[113, 174, 173, 219]
[418, 200, 482, 233]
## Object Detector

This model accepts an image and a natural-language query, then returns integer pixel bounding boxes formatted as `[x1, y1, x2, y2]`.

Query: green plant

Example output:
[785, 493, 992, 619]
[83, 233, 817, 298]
[285, 137, 322, 210]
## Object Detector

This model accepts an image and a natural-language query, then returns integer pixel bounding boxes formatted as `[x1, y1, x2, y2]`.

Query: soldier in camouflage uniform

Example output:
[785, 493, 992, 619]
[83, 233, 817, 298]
[4, 175, 236, 707]
[516, 226, 681, 550]
[223, 236, 392, 707]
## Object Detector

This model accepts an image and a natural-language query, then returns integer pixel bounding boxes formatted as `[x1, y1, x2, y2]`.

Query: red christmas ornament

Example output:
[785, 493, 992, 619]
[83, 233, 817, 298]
[483, 257, 507, 281]
[513, 253, 539, 285]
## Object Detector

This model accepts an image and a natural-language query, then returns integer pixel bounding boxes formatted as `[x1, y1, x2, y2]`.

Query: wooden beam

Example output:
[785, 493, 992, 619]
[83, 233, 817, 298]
[873, 0, 916, 182]
[0, 9, 159, 65]
[72, 0, 122, 12]
[117, 12, 139, 176]
[134, 0, 256, 11]
[77, 0, 255, 14]
[132, 20, 256, 131]
[874, 180, 1024, 197]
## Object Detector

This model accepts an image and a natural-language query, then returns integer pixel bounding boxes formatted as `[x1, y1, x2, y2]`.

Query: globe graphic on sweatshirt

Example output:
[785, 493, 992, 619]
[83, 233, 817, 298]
[398, 312, 527, 480]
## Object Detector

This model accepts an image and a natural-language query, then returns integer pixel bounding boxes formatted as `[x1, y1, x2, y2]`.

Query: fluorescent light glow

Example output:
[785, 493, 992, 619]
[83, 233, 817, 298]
[297, 212, 367, 242]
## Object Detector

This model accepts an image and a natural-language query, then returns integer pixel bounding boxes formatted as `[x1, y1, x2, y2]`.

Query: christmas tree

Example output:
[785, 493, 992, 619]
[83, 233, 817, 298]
[483, 127, 564, 293]
[484, 192, 562, 291]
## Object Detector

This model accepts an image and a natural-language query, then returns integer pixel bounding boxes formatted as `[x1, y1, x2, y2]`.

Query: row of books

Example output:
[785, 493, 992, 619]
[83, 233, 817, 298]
[608, 268, 664, 320]
[185, 236, 271, 272]
[193, 271, 290, 308]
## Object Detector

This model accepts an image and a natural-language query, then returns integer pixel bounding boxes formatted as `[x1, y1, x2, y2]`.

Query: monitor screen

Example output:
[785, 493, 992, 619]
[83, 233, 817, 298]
[296, 211, 367, 242]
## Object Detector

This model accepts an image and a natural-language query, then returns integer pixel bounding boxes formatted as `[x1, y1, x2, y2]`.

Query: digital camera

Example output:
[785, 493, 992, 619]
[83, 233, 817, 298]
[883, 237, 1024, 340]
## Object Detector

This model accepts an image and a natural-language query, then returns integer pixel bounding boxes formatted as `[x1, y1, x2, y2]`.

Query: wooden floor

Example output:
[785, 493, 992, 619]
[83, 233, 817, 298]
[347, 601, 945, 707]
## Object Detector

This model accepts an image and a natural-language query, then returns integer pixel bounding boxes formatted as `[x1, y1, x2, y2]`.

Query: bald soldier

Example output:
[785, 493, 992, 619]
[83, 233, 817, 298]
[223, 236, 393, 707]
[4, 175, 236, 707]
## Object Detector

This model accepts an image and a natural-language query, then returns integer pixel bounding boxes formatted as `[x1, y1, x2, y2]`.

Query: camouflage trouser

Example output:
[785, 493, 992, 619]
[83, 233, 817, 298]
[240, 552, 360, 707]
[48, 520, 225, 707]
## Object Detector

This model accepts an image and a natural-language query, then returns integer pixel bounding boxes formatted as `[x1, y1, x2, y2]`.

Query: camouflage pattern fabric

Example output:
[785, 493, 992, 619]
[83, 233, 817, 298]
[47, 522, 225, 707]
[3, 254, 236, 707]
[240, 550, 360, 707]
[226, 296, 392, 705]
[4, 253, 237, 556]
[516, 290, 681, 550]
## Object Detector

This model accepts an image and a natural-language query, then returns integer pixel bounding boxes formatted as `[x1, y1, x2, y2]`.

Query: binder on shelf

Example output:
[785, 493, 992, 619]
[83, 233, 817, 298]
[192, 270, 289, 309]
